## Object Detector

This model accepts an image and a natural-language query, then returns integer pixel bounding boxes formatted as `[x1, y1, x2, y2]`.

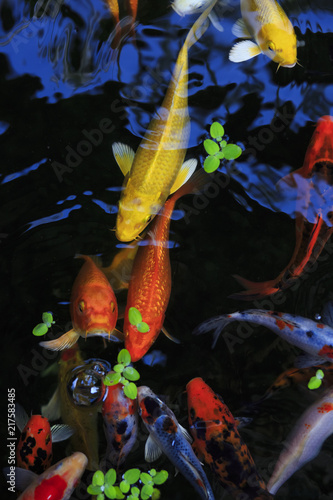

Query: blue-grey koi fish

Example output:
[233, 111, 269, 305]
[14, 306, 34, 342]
[193, 310, 333, 364]
[267, 387, 333, 494]
[137, 386, 215, 500]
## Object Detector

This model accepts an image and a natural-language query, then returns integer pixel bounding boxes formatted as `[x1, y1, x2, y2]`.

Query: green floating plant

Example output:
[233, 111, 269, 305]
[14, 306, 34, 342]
[88, 468, 168, 500]
[104, 349, 140, 399]
[308, 369, 325, 390]
[128, 307, 150, 333]
[203, 121, 242, 173]
[32, 311, 55, 336]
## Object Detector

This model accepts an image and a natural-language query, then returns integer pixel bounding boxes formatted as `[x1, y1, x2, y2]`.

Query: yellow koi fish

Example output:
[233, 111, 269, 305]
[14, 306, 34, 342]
[229, 0, 297, 68]
[112, 1, 217, 242]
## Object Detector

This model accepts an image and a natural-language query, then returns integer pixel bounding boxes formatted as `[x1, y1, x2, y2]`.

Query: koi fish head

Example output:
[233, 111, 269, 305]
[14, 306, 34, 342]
[258, 25, 297, 68]
[172, 0, 210, 16]
[70, 256, 118, 338]
[116, 189, 163, 242]
[137, 386, 165, 426]
[124, 316, 163, 362]
[17, 415, 52, 473]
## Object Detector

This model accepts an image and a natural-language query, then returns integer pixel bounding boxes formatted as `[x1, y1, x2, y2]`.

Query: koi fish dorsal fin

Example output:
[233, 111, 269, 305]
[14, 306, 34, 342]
[42, 387, 61, 421]
[15, 403, 29, 432]
[229, 40, 261, 62]
[184, 0, 218, 51]
[170, 159, 197, 194]
[232, 18, 252, 38]
[39, 329, 80, 351]
[145, 435, 163, 462]
[51, 424, 74, 443]
[10, 467, 38, 492]
[161, 326, 181, 344]
[112, 142, 135, 176]
[179, 424, 193, 443]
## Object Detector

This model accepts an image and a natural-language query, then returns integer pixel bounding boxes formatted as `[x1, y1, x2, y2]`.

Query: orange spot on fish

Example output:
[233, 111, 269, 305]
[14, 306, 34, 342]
[35, 475, 67, 500]
[318, 345, 333, 359]
[275, 319, 286, 330]
[317, 403, 333, 414]
[317, 323, 325, 329]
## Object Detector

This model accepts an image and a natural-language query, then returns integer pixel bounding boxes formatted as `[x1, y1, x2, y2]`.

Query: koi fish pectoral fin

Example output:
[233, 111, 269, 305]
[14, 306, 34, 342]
[39, 329, 80, 351]
[145, 435, 163, 462]
[162, 326, 181, 344]
[7, 467, 38, 493]
[231, 18, 252, 38]
[42, 387, 61, 421]
[178, 452, 210, 499]
[208, 11, 223, 32]
[179, 423, 193, 443]
[50, 424, 74, 443]
[229, 40, 261, 63]
[112, 142, 135, 176]
[294, 354, 328, 369]
[170, 159, 198, 194]
[235, 416, 253, 428]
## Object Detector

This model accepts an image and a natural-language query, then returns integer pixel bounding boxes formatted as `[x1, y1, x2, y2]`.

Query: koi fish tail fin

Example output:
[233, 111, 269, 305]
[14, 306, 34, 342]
[184, 0, 218, 51]
[193, 314, 235, 348]
[39, 329, 80, 351]
[229, 274, 280, 301]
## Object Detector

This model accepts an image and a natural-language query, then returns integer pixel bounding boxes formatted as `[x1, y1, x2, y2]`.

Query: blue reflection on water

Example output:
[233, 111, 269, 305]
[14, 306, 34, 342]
[25, 204, 81, 231]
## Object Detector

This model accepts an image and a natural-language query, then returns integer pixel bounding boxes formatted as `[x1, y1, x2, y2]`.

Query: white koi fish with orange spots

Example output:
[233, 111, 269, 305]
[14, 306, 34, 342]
[194, 310, 333, 363]
[267, 387, 333, 494]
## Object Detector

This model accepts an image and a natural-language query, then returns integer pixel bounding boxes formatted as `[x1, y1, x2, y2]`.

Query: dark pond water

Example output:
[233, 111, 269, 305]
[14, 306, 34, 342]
[1, 0, 333, 498]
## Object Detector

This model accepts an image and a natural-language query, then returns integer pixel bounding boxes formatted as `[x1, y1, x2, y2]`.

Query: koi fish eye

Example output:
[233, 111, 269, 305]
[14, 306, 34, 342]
[267, 41, 276, 52]
[78, 301, 85, 313]
[110, 301, 115, 313]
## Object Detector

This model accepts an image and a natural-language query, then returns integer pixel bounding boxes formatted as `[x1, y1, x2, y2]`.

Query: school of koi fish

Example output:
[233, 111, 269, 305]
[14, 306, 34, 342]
[5, 0, 333, 499]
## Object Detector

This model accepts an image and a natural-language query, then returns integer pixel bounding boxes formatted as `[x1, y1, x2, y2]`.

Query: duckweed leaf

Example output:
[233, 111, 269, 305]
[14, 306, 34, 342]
[33, 323, 49, 336]
[114, 487, 125, 499]
[131, 486, 140, 496]
[113, 364, 124, 373]
[42, 312, 54, 327]
[152, 471, 168, 485]
[124, 469, 141, 484]
[104, 484, 116, 499]
[140, 473, 152, 485]
[124, 382, 137, 399]
[105, 468, 117, 486]
[220, 140, 227, 148]
[204, 155, 220, 173]
[123, 366, 140, 381]
[120, 481, 130, 494]
[129, 307, 142, 326]
[316, 369, 324, 379]
[137, 322, 150, 333]
[204, 139, 219, 155]
[118, 349, 131, 366]
[128, 496, 138, 500]
[104, 372, 122, 386]
[308, 377, 322, 390]
[93, 471, 105, 486]
[141, 484, 154, 499]
[152, 489, 161, 500]
[223, 144, 242, 160]
[210, 122, 224, 140]
[87, 485, 103, 495]
[215, 151, 225, 160]
[97, 494, 105, 500]
[149, 469, 156, 477]
[120, 377, 128, 385]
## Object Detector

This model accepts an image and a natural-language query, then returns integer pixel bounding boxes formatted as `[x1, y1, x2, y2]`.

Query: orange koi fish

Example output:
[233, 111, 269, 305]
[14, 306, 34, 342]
[104, 0, 138, 48]
[232, 115, 333, 300]
[267, 387, 333, 494]
[187, 377, 273, 500]
[101, 382, 138, 467]
[123, 170, 207, 362]
[42, 344, 109, 470]
[100, 243, 138, 291]
[15, 405, 72, 474]
[13, 452, 87, 500]
[40, 255, 119, 351]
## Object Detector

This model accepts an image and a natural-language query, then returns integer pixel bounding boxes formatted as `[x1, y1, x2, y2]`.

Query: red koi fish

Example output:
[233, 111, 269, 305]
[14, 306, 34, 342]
[40, 255, 119, 351]
[14, 451, 87, 500]
[267, 387, 333, 494]
[15, 405, 72, 474]
[101, 382, 138, 468]
[187, 377, 273, 500]
[232, 115, 333, 300]
[104, 0, 138, 48]
[124, 169, 207, 362]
